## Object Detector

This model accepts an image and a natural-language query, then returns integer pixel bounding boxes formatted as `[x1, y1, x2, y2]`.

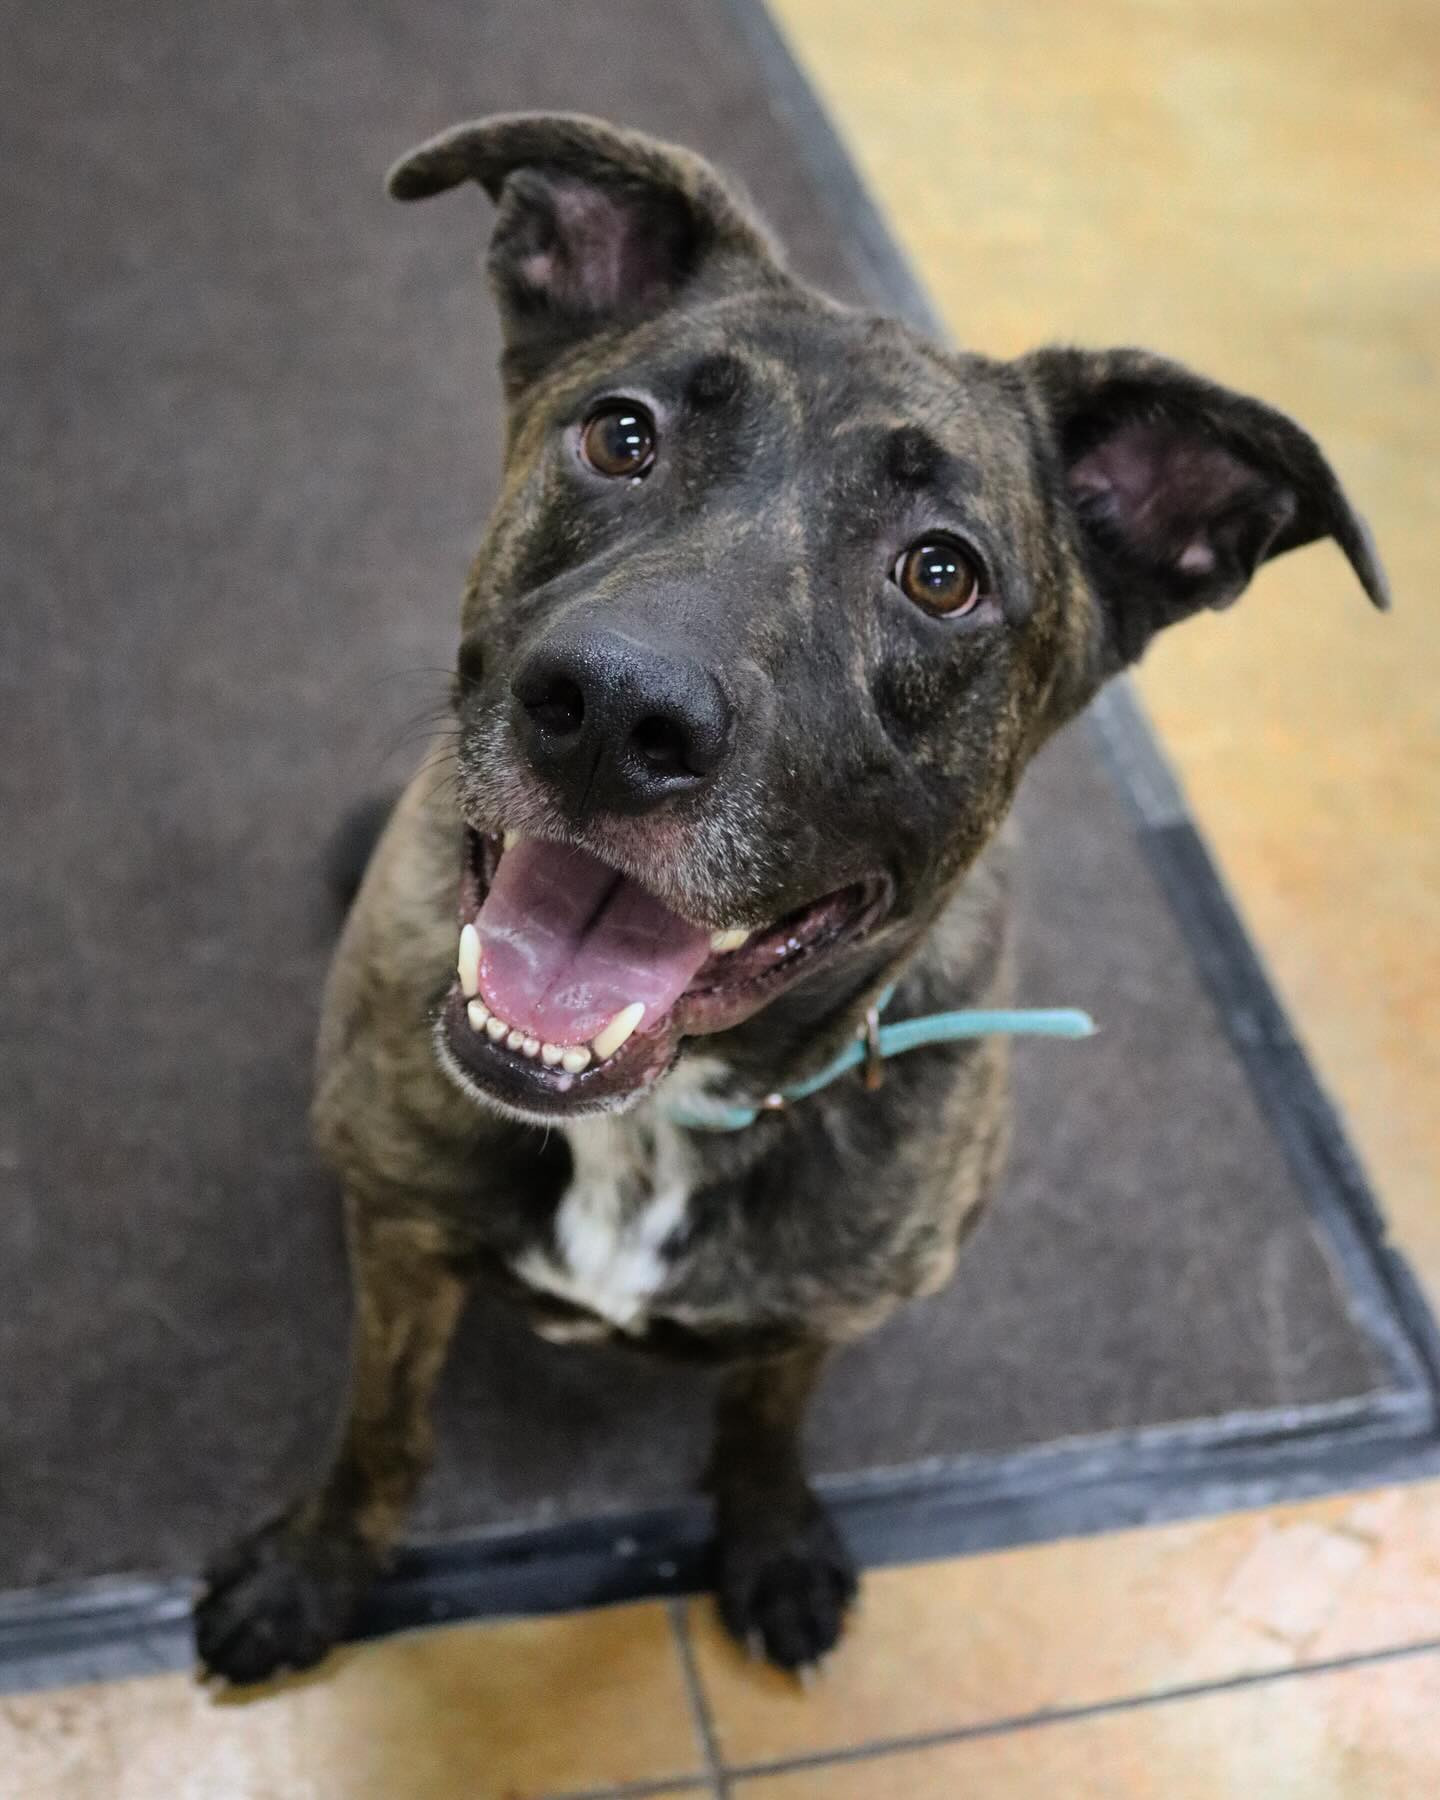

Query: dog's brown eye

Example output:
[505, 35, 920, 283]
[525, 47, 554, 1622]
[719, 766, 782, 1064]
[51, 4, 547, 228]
[580, 403, 657, 479]
[894, 538, 984, 616]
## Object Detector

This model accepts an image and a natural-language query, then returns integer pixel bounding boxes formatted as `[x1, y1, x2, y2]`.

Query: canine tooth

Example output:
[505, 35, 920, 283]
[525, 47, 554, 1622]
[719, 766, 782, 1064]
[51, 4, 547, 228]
[540, 1042, 564, 1066]
[591, 1001, 645, 1062]
[502, 829, 521, 851]
[560, 1046, 592, 1074]
[710, 927, 750, 954]
[457, 923, 481, 996]
[466, 1000, 489, 1032]
[505, 1028, 525, 1051]
[485, 1015, 508, 1042]
[521, 1036, 540, 1058]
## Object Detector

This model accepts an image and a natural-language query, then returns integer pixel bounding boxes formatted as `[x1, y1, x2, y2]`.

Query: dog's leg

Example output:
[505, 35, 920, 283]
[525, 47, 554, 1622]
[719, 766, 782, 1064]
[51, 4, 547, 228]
[194, 1207, 469, 1684]
[708, 1344, 856, 1675]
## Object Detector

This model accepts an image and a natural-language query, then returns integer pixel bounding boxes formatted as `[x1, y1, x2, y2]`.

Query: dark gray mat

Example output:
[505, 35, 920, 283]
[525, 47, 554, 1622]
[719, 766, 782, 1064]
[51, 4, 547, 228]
[0, 0, 1418, 1601]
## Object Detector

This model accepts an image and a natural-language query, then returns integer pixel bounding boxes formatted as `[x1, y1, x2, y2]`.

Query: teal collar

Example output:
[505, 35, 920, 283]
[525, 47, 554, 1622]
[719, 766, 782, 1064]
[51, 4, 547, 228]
[659, 985, 1096, 1132]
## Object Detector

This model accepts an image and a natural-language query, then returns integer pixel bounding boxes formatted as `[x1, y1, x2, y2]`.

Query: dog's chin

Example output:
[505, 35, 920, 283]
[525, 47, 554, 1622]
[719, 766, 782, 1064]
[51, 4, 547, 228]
[436, 827, 891, 1123]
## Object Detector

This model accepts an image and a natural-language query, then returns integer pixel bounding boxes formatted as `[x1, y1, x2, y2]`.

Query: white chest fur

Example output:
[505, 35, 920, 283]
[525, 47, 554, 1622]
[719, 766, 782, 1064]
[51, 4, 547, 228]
[512, 1064, 719, 1333]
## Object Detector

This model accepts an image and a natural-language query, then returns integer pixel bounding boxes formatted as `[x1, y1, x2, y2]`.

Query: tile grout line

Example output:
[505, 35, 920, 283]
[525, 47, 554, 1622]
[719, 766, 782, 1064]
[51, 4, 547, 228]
[720, 1632, 1440, 1783]
[667, 1598, 732, 1799]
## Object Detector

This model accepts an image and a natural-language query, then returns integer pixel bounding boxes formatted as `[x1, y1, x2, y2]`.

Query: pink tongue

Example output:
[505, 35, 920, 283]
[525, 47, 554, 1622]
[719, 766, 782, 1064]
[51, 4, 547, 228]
[475, 839, 713, 1047]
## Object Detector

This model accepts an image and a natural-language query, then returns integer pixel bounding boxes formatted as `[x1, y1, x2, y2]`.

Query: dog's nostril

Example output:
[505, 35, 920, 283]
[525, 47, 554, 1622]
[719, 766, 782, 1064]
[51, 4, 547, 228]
[631, 713, 690, 775]
[525, 675, 585, 738]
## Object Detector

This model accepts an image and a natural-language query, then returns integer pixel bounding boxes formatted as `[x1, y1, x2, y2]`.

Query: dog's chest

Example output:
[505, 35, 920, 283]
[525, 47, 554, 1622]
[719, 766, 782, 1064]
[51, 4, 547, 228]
[511, 1098, 700, 1335]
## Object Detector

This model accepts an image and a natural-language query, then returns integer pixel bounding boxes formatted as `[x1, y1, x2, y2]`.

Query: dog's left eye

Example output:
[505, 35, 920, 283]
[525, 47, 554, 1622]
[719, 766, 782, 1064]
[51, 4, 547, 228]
[580, 403, 657, 479]
[893, 537, 985, 616]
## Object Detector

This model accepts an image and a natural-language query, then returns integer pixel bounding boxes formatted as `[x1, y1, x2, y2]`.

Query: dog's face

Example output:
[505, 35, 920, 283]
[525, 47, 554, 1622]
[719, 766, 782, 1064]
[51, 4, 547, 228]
[391, 114, 1387, 1123]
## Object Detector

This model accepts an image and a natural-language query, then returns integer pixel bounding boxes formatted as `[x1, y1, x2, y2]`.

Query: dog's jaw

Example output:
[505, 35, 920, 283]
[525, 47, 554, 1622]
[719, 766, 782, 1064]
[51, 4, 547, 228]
[434, 826, 893, 1122]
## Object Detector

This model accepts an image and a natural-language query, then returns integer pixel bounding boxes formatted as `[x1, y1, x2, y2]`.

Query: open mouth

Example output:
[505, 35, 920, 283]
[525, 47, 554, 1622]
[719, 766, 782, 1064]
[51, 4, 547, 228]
[437, 829, 890, 1119]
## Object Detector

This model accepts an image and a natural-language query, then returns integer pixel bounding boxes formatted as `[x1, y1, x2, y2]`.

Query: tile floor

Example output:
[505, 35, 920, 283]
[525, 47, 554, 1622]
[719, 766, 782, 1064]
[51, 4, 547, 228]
[6, 0, 1438, 1792]
[7, 1483, 1440, 1796]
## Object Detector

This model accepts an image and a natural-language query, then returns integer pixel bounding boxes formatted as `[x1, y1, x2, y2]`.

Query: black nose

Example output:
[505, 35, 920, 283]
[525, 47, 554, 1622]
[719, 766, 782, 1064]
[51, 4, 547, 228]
[511, 626, 734, 817]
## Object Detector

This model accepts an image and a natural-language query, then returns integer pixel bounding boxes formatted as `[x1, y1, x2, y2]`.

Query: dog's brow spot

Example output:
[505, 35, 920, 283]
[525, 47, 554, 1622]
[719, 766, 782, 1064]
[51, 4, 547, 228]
[885, 425, 946, 490]
[687, 352, 747, 410]
[882, 425, 984, 501]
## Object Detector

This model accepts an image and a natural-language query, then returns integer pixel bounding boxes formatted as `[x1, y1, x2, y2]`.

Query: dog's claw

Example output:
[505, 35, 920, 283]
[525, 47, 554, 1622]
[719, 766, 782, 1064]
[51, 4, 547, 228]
[717, 1501, 857, 1676]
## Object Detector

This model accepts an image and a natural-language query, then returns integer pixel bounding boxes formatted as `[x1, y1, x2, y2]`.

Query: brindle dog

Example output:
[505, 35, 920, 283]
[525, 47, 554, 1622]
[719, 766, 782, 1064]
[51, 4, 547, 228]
[194, 113, 1387, 1683]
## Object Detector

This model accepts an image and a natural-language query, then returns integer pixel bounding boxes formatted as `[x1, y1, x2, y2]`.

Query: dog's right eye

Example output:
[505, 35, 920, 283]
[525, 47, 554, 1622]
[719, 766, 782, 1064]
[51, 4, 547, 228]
[893, 537, 985, 617]
[579, 403, 657, 479]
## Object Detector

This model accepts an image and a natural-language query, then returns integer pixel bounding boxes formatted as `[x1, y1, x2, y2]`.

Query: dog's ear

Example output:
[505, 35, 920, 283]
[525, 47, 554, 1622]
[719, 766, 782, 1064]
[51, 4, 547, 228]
[1021, 347, 1388, 668]
[387, 112, 785, 387]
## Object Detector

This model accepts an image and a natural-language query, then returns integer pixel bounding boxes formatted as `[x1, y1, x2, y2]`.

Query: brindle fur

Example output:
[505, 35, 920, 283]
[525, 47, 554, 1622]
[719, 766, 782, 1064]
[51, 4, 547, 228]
[194, 114, 1386, 1684]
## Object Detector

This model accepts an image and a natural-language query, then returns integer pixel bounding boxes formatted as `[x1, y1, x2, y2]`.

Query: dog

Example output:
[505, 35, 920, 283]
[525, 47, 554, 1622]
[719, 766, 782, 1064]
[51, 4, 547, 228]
[193, 112, 1387, 1684]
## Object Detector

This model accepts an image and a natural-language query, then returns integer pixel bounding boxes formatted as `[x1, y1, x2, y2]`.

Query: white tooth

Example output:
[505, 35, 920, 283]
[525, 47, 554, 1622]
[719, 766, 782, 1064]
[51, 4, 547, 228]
[466, 1000, 489, 1032]
[521, 1036, 540, 1058]
[710, 927, 750, 954]
[485, 1015, 507, 1042]
[560, 1046, 592, 1074]
[541, 1042, 564, 1067]
[591, 1001, 646, 1062]
[502, 829, 521, 852]
[505, 1028, 525, 1051]
[457, 923, 481, 997]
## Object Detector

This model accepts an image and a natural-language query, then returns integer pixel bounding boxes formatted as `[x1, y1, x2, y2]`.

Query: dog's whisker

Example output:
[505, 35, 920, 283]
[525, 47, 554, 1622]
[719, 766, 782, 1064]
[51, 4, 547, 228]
[372, 720, 461, 765]
[361, 719, 463, 785]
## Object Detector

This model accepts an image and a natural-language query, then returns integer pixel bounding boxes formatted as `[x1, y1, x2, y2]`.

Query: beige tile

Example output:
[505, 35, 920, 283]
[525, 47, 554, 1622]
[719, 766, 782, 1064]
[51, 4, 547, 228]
[690, 1483, 1440, 1764]
[732, 1650, 1440, 1797]
[768, 0, 1440, 1293]
[0, 1602, 704, 1800]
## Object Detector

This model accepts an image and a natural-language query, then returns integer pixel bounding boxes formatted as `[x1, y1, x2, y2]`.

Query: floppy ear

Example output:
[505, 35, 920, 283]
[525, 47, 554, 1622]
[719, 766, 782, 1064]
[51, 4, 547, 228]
[387, 112, 786, 387]
[1021, 347, 1389, 669]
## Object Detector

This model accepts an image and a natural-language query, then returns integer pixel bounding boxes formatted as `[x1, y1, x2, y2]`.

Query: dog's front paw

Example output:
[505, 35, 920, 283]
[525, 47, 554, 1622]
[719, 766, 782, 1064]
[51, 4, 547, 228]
[716, 1501, 857, 1675]
[194, 1514, 374, 1685]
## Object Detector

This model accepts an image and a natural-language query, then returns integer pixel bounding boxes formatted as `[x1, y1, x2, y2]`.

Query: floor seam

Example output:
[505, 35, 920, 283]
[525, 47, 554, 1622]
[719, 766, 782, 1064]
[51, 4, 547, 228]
[722, 1632, 1440, 1782]
[667, 1597, 731, 1799]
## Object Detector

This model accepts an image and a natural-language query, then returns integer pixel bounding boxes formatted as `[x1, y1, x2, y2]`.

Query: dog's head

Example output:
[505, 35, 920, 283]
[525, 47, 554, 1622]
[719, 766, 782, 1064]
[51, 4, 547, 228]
[391, 113, 1387, 1122]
